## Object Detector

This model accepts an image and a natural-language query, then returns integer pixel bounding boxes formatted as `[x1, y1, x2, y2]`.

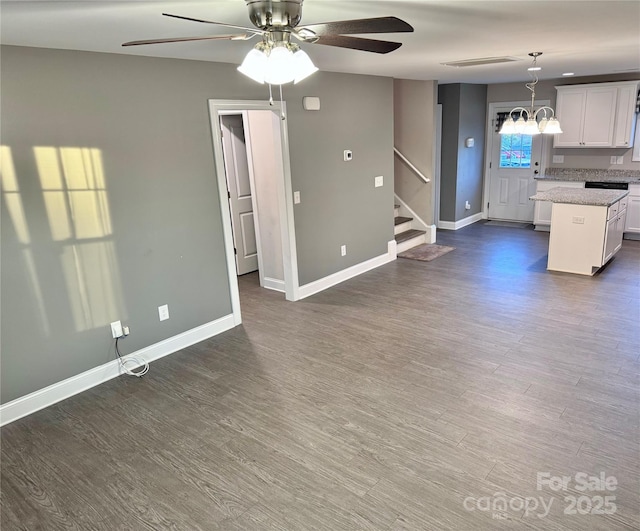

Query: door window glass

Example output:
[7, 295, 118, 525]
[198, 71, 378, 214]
[499, 134, 532, 168]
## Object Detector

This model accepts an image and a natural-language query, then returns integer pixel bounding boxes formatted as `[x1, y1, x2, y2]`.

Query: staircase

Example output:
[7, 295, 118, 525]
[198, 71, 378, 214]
[394, 204, 427, 253]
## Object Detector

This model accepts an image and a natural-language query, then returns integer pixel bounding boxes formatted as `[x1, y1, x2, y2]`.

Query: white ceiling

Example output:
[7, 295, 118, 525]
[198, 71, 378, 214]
[1, 0, 639, 84]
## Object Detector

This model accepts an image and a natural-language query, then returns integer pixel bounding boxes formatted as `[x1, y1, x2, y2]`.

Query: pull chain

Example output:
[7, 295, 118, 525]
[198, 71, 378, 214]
[279, 84, 285, 120]
[268, 83, 274, 106]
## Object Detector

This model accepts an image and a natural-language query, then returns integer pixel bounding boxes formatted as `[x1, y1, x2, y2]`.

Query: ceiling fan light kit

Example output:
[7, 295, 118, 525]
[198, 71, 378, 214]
[123, 0, 413, 86]
[499, 52, 563, 136]
[238, 39, 319, 85]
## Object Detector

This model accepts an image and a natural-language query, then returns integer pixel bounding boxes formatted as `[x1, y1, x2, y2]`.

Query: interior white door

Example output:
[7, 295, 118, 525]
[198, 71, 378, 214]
[220, 114, 258, 275]
[488, 110, 543, 222]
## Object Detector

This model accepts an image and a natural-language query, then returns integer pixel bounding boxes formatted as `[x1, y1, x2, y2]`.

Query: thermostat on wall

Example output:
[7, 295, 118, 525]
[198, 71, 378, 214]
[465, 137, 475, 148]
[303, 97, 320, 111]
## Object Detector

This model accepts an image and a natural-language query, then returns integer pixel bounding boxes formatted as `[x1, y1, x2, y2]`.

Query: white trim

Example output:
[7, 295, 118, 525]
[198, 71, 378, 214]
[240, 110, 266, 287]
[262, 277, 285, 292]
[394, 194, 437, 243]
[438, 212, 483, 230]
[208, 99, 299, 309]
[297, 240, 396, 300]
[0, 314, 236, 426]
[434, 103, 442, 230]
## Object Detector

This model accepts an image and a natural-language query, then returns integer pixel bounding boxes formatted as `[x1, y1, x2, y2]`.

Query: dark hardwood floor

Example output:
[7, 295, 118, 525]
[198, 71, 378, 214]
[2, 222, 639, 530]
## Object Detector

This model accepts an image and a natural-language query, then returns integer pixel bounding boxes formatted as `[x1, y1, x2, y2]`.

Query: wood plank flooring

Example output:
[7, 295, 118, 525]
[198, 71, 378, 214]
[2, 222, 639, 530]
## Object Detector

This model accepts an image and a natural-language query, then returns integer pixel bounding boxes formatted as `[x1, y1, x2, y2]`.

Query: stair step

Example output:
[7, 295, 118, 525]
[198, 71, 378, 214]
[395, 229, 426, 243]
[394, 216, 413, 226]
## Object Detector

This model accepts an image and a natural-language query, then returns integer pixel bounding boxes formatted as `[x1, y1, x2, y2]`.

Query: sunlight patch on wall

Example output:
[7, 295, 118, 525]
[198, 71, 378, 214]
[34, 146, 126, 332]
[1, 145, 31, 244]
[61, 242, 126, 333]
[1, 146, 51, 335]
[35, 147, 112, 241]
[22, 249, 51, 336]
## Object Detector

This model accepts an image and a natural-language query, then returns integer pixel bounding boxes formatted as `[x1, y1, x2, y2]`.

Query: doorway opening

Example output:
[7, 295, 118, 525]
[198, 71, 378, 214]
[209, 100, 300, 324]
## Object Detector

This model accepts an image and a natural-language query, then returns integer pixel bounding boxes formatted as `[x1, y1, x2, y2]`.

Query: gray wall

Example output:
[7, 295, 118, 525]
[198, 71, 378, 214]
[393, 79, 437, 224]
[488, 73, 640, 171]
[287, 72, 394, 285]
[0, 45, 394, 403]
[438, 83, 487, 222]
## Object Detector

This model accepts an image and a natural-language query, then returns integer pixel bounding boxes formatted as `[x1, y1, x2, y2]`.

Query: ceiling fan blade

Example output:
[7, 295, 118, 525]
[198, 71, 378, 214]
[312, 35, 402, 54]
[297, 16, 413, 36]
[163, 13, 264, 34]
[122, 34, 253, 47]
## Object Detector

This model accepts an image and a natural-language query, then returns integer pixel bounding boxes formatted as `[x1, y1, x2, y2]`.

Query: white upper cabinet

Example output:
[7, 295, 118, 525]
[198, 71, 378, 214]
[613, 83, 639, 147]
[554, 81, 639, 148]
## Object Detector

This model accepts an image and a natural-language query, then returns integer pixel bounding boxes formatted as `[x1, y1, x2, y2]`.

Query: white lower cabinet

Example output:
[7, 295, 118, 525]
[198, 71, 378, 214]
[624, 184, 640, 235]
[533, 181, 585, 229]
[547, 198, 626, 276]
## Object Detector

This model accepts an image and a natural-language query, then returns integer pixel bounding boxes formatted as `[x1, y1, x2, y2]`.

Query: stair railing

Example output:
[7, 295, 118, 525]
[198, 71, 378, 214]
[393, 147, 430, 183]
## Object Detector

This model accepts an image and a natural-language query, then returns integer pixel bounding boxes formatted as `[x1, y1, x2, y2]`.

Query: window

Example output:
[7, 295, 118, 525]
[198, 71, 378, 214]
[499, 134, 532, 168]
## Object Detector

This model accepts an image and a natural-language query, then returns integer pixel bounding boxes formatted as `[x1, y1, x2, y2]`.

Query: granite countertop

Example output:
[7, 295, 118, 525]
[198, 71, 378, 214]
[535, 168, 640, 183]
[530, 187, 629, 207]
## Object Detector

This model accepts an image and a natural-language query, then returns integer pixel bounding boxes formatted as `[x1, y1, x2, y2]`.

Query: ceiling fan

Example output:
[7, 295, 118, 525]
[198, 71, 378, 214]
[122, 0, 414, 84]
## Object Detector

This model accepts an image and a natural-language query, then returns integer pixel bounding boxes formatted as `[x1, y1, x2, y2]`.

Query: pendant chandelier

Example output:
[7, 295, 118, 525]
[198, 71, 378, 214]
[499, 52, 562, 136]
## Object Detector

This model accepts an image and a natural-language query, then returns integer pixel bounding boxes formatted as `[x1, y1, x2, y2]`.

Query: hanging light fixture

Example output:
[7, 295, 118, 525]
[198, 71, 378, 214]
[237, 33, 318, 85]
[499, 52, 562, 136]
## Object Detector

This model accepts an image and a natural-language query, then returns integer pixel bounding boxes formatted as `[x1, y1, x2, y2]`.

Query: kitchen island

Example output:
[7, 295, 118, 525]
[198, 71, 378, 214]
[530, 187, 629, 275]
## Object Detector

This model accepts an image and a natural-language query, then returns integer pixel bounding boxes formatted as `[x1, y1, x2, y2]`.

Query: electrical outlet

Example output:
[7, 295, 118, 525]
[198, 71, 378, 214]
[340, 245, 347, 256]
[465, 200, 471, 210]
[122, 326, 130, 336]
[293, 191, 301, 204]
[572, 216, 585, 224]
[616, 156, 624, 165]
[552, 155, 564, 163]
[610, 156, 618, 165]
[110, 320, 123, 338]
[343, 150, 353, 161]
[158, 304, 169, 321]
[374, 176, 383, 188]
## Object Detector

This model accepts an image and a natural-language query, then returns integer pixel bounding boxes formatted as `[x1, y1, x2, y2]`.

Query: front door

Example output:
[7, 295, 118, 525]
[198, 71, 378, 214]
[488, 108, 543, 221]
[220, 114, 258, 275]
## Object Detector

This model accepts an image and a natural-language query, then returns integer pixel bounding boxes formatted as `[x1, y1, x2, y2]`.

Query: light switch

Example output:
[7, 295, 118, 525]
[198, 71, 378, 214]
[343, 150, 353, 161]
[294, 191, 301, 204]
[610, 156, 618, 164]
[374, 176, 383, 188]
[616, 156, 624, 165]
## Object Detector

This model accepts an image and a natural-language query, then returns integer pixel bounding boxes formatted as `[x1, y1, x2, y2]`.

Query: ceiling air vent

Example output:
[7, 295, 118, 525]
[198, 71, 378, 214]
[441, 56, 520, 68]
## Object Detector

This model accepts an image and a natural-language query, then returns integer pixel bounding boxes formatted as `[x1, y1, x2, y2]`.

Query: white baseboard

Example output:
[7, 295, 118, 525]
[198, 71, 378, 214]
[0, 314, 237, 426]
[425, 224, 437, 243]
[438, 212, 483, 230]
[262, 277, 285, 292]
[297, 240, 396, 300]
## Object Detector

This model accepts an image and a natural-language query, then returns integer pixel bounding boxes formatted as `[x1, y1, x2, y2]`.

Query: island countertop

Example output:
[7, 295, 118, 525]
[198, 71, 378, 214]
[529, 187, 629, 207]
[534, 168, 640, 183]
